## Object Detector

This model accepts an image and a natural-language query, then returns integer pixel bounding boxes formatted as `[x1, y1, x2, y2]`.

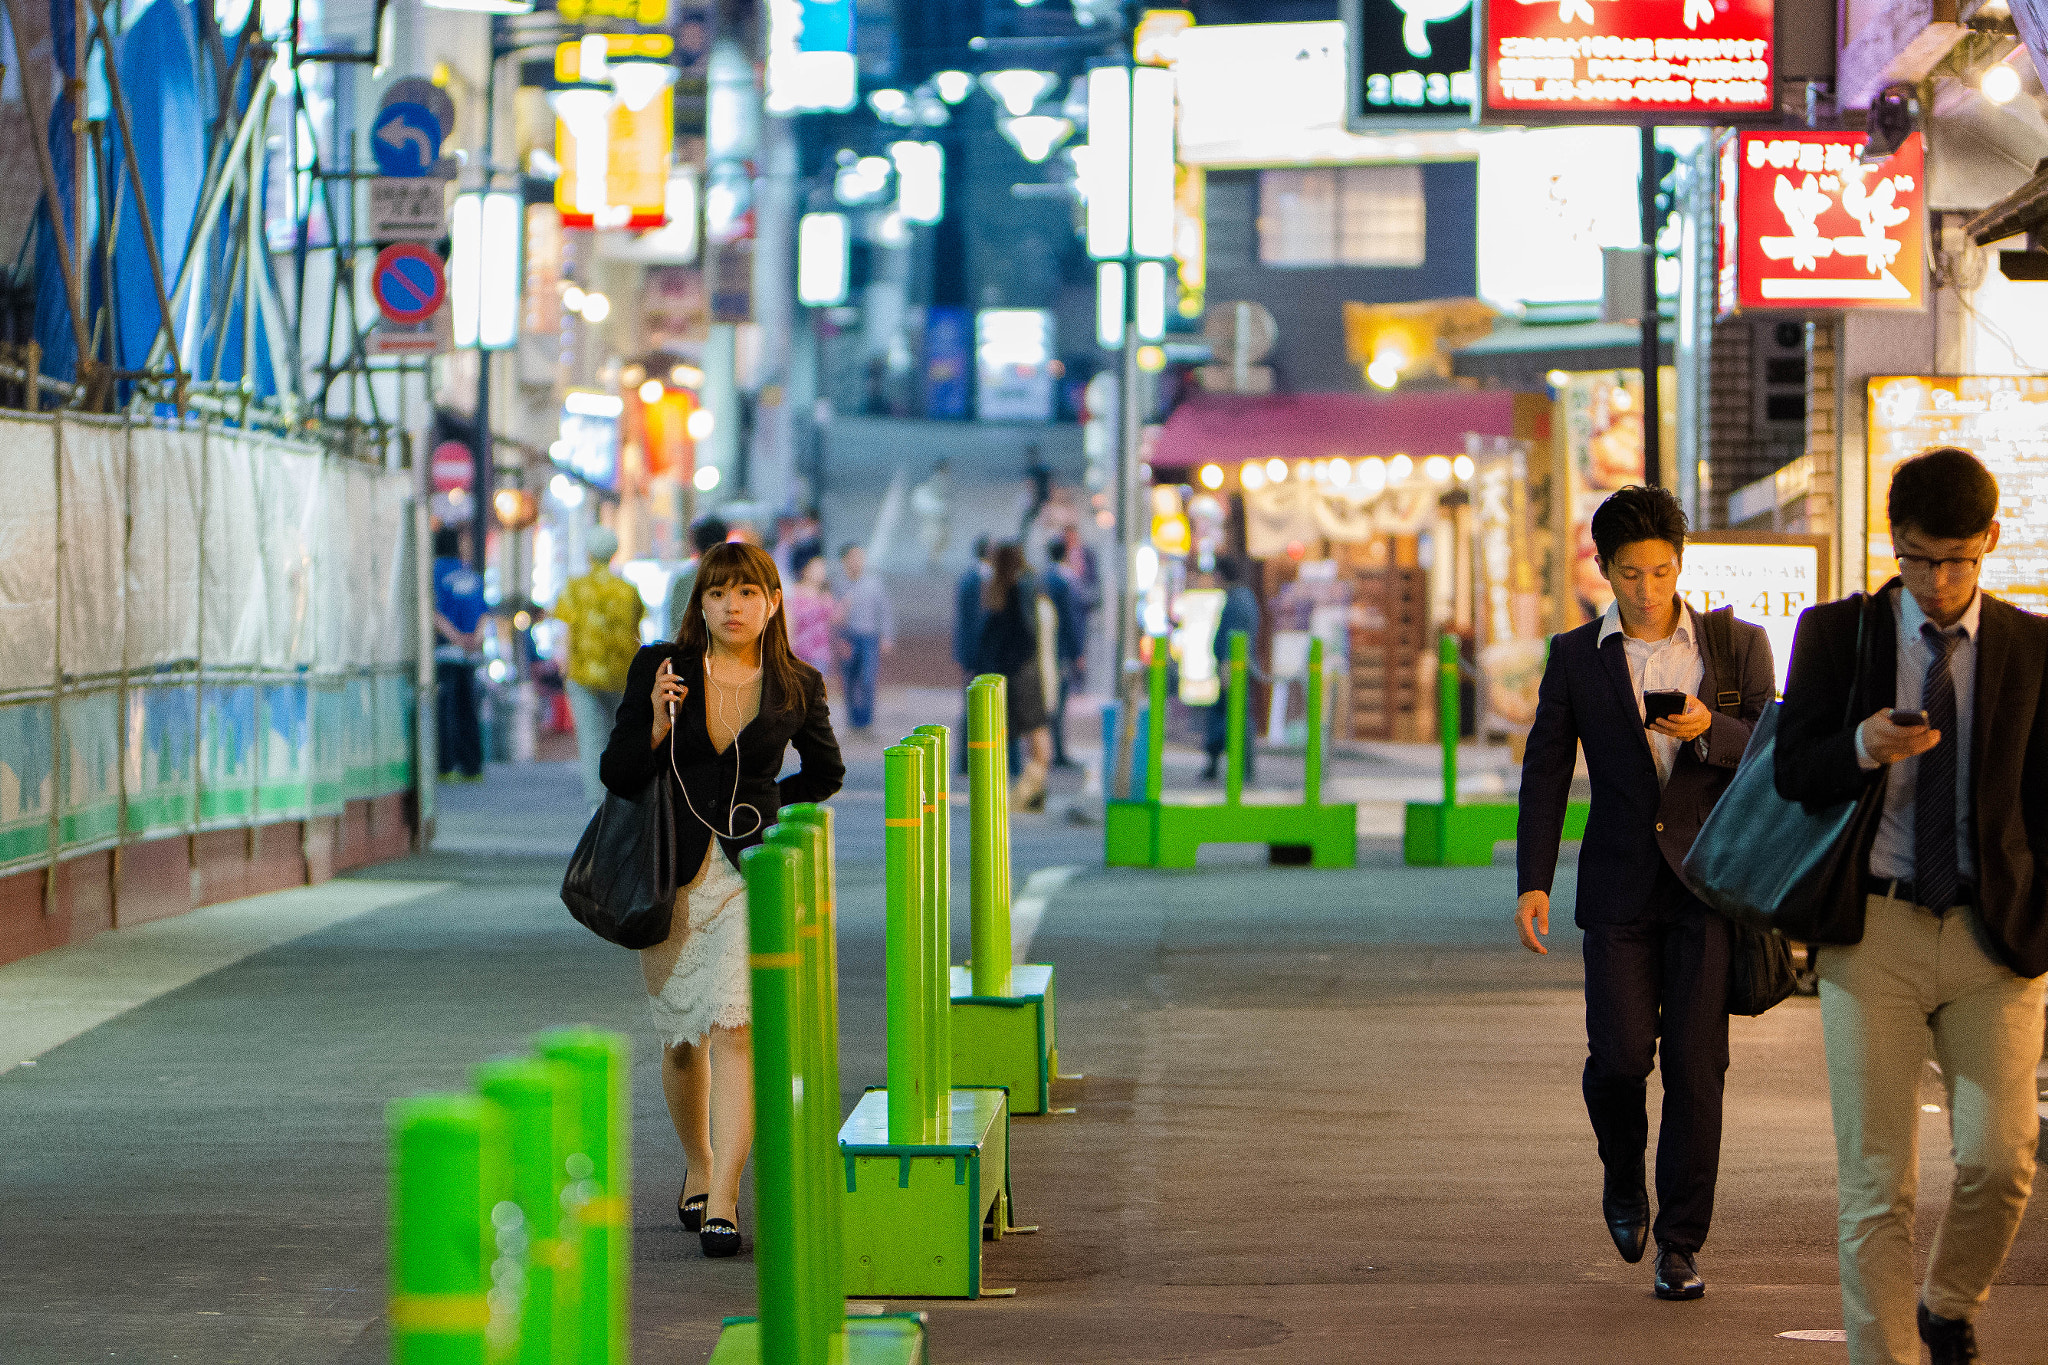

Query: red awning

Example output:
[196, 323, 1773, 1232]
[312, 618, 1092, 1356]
[1150, 390, 1548, 472]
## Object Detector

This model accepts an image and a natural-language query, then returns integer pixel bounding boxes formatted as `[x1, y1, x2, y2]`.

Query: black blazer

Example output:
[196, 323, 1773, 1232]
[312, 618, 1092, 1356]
[1517, 608, 1776, 926]
[599, 644, 846, 878]
[1774, 580, 2048, 977]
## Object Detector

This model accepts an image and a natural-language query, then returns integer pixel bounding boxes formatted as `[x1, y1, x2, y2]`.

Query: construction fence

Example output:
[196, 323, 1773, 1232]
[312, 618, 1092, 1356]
[0, 413, 426, 877]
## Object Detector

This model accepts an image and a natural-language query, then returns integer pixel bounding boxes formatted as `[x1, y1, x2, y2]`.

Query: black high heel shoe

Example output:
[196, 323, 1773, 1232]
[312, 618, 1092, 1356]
[700, 1217, 741, 1258]
[678, 1192, 707, 1231]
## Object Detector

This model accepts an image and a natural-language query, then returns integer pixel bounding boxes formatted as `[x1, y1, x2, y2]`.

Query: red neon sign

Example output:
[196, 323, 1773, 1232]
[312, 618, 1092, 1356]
[1481, 0, 1774, 119]
[1719, 130, 1926, 316]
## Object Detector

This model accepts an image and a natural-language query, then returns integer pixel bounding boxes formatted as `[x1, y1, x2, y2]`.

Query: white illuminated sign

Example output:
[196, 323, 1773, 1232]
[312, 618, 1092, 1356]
[1476, 127, 1641, 308]
[1677, 538, 1822, 693]
[797, 212, 849, 307]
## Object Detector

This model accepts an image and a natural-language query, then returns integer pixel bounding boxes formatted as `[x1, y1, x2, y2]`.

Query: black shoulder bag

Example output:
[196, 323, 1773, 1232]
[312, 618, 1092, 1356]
[1692, 607, 1798, 1016]
[1685, 596, 1887, 1002]
[560, 773, 679, 949]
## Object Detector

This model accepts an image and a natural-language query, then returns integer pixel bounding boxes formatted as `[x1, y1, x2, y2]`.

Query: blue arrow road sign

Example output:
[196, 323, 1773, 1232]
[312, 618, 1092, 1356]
[372, 101, 443, 178]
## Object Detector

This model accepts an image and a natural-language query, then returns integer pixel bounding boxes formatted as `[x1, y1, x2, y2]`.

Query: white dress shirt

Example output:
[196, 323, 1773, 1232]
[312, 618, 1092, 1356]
[1854, 588, 1980, 883]
[1598, 600, 1706, 789]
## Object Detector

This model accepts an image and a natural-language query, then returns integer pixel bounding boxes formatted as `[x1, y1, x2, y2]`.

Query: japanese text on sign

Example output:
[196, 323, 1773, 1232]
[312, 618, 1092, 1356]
[1481, 0, 1774, 117]
[1719, 130, 1926, 315]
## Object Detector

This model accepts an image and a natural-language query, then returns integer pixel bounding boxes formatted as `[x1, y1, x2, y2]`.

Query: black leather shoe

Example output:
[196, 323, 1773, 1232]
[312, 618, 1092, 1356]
[700, 1217, 742, 1258]
[1919, 1302, 1979, 1364]
[1602, 1185, 1650, 1264]
[678, 1192, 706, 1231]
[1653, 1246, 1705, 1300]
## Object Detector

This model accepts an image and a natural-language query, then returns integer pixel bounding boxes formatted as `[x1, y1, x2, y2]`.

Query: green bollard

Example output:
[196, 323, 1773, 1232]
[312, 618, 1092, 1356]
[909, 727, 952, 1116]
[882, 744, 935, 1144]
[1305, 636, 1325, 808]
[388, 1094, 511, 1365]
[1145, 642, 1167, 802]
[531, 1030, 630, 1365]
[765, 819, 838, 1358]
[1439, 632, 1459, 808]
[1225, 630, 1248, 805]
[966, 678, 1013, 997]
[473, 1058, 581, 1365]
[741, 841, 826, 1365]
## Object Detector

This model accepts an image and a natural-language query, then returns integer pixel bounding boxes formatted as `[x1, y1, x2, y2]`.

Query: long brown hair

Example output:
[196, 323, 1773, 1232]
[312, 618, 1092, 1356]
[983, 541, 1027, 612]
[676, 542, 807, 714]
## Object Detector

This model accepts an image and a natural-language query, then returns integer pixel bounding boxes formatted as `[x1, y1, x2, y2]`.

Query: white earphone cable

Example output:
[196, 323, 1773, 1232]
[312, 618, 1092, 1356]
[667, 657, 763, 842]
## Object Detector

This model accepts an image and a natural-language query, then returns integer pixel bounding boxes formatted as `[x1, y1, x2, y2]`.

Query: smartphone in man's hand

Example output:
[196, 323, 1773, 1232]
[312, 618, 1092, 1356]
[1890, 709, 1927, 728]
[1644, 690, 1688, 727]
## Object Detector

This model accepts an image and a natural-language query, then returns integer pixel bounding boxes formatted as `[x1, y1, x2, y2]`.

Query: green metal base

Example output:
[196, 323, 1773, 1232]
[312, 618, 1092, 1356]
[838, 1087, 1014, 1299]
[706, 1313, 928, 1364]
[1106, 800, 1357, 869]
[1402, 800, 1591, 866]
[949, 964, 1056, 1116]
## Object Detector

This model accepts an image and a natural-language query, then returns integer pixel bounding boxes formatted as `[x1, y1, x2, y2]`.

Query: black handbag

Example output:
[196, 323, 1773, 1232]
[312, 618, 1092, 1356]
[1684, 594, 1887, 950]
[560, 775, 679, 949]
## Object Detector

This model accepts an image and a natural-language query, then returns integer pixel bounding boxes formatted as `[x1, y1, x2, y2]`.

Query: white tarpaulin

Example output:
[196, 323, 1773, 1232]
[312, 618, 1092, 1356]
[59, 418, 128, 679]
[125, 423, 203, 671]
[202, 434, 265, 668]
[0, 418, 57, 690]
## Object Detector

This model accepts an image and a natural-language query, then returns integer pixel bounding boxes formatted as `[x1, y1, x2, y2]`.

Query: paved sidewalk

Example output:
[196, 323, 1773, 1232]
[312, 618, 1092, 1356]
[2, 746, 2044, 1363]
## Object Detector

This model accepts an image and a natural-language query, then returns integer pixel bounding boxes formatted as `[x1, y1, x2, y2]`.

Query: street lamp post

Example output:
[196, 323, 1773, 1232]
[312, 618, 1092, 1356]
[1086, 57, 1174, 799]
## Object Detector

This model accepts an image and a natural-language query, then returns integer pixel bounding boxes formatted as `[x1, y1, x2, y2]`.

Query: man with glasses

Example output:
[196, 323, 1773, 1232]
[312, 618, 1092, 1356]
[1777, 446, 2048, 1365]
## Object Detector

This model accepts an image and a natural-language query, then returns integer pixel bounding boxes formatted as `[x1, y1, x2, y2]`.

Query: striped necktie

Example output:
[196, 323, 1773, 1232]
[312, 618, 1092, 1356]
[1915, 622, 1963, 914]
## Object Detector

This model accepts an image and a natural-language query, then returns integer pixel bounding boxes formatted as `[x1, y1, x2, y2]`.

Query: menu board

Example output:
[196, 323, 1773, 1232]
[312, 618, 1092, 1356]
[1867, 376, 2048, 616]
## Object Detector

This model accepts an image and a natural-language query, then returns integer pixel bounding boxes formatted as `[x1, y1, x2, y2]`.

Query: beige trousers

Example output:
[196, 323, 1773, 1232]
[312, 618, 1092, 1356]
[1818, 892, 2047, 1365]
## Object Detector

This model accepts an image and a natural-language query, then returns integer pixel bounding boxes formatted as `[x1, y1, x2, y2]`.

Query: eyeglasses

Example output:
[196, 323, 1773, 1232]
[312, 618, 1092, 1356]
[1896, 552, 1984, 574]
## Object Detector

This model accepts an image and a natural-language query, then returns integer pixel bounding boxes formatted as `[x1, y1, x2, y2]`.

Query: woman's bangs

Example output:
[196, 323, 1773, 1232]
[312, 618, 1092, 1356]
[696, 545, 779, 596]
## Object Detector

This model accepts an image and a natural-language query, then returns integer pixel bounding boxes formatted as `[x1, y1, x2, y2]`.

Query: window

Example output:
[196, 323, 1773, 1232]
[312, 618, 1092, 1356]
[1256, 165, 1426, 268]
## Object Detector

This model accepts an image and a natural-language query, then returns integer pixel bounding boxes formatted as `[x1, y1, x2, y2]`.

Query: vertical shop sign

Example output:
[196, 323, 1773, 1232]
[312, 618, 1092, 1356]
[1559, 371, 1645, 623]
[1470, 437, 1546, 738]
[1479, 0, 1773, 119]
[1867, 376, 2048, 615]
[922, 305, 971, 420]
[1719, 130, 1926, 315]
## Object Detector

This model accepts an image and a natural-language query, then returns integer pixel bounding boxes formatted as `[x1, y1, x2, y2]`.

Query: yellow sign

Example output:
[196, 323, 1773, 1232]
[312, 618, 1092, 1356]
[558, 0, 668, 25]
[554, 36, 676, 230]
[1135, 9, 1194, 66]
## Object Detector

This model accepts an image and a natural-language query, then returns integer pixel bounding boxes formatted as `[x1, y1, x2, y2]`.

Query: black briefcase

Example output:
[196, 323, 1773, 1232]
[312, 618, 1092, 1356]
[560, 776, 678, 949]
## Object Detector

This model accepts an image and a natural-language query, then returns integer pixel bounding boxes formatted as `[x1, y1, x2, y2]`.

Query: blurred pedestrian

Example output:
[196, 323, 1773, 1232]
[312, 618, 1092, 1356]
[1202, 556, 1260, 783]
[552, 526, 643, 806]
[1020, 443, 1052, 537]
[432, 525, 487, 781]
[975, 542, 1052, 811]
[1776, 448, 2048, 1365]
[665, 516, 732, 641]
[785, 545, 837, 678]
[1043, 539, 1087, 768]
[911, 459, 953, 568]
[835, 543, 893, 737]
[1515, 486, 1774, 1302]
[600, 542, 844, 1258]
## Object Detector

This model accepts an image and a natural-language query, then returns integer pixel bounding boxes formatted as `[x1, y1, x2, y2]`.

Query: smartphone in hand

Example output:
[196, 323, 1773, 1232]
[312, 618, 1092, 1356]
[1644, 689, 1688, 727]
[1889, 708, 1927, 728]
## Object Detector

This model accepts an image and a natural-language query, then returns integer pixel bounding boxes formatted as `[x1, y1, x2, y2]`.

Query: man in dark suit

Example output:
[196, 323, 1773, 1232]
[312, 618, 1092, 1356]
[1516, 485, 1775, 1300]
[1775, 447, 2048, 1365]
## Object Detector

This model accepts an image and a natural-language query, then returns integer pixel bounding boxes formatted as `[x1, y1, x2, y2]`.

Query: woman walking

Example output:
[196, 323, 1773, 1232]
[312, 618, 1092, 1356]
[973, 542, 1054, 811]
[784, 546, 838, 679]
[599, 542, 844, 1256]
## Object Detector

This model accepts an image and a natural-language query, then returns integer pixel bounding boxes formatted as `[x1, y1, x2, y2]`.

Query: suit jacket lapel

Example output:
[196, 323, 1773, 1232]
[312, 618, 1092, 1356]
[1970, 596, 2009, 806]
[1598, 631, 1657, 768]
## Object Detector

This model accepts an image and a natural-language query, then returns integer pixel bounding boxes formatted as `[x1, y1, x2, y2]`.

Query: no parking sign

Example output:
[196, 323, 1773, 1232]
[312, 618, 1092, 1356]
[372, 243, 447, 325]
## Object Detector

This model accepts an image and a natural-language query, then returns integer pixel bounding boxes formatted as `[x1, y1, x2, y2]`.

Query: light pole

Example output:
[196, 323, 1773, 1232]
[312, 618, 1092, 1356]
[1085, 56, 1174, 799]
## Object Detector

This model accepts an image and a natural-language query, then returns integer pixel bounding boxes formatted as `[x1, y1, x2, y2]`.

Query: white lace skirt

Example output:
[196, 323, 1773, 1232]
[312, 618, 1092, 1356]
[638, 842, 752, 1048]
